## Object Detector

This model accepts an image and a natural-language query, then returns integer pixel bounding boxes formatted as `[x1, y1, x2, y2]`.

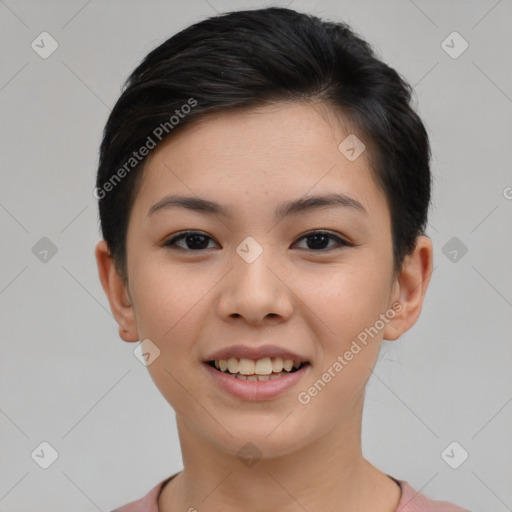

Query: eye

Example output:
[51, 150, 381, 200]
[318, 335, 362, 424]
[163, 230, 350, 252]
[163, 231, 218, 251]
[293, 230, 351, 251]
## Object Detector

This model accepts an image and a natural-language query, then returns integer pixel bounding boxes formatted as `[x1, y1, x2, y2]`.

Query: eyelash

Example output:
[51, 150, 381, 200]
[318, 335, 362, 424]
[163, 230, 352, 252]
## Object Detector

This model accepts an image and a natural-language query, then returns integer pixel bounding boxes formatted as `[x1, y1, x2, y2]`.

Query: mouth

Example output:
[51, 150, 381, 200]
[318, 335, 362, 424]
[205, 357, 310, 381]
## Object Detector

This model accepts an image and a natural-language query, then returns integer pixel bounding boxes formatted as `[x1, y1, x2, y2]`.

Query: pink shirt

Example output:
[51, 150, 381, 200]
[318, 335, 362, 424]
[112, 473, 470, 511]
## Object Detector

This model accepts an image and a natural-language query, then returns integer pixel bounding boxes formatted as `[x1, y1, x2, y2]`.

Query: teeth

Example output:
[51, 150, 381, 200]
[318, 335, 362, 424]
[227, 357, 239, 373]
[239, 358, 255, 375]
[214, 357, 304, 376]
[234, 372, 285, 381]
[272, 357, 283, 373]
[254, 357, 272, 375]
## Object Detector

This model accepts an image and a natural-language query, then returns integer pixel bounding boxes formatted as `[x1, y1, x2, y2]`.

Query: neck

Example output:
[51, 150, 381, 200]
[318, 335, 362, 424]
[158, 396, 401, 512]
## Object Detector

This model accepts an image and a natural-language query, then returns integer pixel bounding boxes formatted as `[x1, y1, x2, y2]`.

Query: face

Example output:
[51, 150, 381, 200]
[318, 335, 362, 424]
[97, 101, 430, 460]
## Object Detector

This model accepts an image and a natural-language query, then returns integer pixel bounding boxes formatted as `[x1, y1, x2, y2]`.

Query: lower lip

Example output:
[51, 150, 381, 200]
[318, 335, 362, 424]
[203, 362, 311, 401]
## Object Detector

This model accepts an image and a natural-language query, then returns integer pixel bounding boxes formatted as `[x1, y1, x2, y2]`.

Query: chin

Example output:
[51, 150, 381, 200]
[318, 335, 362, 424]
[207, 417, 312, 459]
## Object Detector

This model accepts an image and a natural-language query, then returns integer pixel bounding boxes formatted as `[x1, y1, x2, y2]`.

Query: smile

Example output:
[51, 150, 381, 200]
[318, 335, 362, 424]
[203, 357, 311, 401]
[207, 357, 308, 381]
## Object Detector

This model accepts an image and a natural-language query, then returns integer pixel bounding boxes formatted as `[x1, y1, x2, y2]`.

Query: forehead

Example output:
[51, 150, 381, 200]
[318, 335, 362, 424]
[132, 101, 387, 222]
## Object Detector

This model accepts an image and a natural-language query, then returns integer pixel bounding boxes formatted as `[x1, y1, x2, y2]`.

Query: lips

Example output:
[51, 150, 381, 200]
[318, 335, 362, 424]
[203, 358, 311, 400]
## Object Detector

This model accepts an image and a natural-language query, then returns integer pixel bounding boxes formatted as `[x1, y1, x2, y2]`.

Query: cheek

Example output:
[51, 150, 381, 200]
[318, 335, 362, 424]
[304, 263, 391, 341]
[132, 265, 208, 411]
[295, 271, 388, 413]
[129, 263, 221, 407]
[131, 262, 213, 343]
[298, 266, 390, 407]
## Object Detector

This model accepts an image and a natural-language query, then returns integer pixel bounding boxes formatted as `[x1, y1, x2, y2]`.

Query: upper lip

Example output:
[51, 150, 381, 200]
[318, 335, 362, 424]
[204, 344, 309, 363]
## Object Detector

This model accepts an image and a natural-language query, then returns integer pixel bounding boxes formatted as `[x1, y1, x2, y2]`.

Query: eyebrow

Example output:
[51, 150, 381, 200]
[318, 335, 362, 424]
[147, 192, 367, 219]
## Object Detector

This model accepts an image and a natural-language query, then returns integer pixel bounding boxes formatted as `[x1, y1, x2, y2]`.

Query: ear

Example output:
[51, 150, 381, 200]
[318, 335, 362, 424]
[383, 235, 433, 341]
[95, 239, 139, 343]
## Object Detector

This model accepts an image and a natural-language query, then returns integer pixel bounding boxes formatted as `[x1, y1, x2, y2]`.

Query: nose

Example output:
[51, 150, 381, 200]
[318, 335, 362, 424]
[216, 245, 293, 326]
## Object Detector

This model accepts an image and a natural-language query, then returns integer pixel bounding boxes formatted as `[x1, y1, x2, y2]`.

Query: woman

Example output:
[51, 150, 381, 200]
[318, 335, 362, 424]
[95, 7, 468, 511]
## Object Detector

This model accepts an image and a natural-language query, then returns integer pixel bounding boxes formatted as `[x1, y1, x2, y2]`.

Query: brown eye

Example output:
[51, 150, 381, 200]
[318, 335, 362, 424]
[163, 230, 351, 252]
[293, 231, 350, 251]
[164, 231, 218, 251]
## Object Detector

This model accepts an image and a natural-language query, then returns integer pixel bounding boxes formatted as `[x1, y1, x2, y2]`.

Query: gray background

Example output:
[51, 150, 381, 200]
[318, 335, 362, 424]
[1, 0, 511, 510]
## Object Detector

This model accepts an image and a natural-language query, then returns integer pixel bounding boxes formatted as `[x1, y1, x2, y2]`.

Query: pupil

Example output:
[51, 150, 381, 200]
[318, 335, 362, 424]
[187, 234, 208, 250]
[308, 234, 328, 250]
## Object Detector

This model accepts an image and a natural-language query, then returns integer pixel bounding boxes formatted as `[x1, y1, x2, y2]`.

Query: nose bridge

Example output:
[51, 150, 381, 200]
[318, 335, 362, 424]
[234, 234, 279, 293]
[235, 234, 269, 267]
[217, 235, 292, 323]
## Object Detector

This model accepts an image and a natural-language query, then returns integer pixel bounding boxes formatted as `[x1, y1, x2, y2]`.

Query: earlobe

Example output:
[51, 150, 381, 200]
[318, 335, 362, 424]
[94, 240, 139, 343]
[383, 235, 433, 341]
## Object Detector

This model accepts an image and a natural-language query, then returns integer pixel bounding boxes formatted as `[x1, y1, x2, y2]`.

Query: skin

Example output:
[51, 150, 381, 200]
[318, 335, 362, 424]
[96, 101, 433, 512]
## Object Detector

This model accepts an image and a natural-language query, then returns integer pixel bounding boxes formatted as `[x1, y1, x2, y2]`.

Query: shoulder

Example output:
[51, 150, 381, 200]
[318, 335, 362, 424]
[111, 474, 176, 512]
[395, 479, 471, 512]
[111, 474, 471, 512]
